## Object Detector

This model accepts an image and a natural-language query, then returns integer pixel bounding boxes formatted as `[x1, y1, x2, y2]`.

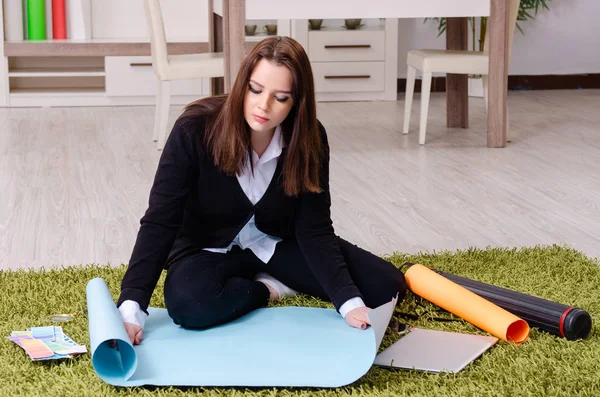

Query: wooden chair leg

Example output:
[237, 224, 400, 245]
[483, 75, 511, 142]
[506, 109, 511, 142]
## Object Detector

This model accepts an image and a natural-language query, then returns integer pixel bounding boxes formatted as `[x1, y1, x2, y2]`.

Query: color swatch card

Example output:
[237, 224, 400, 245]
[30, 326, 58, 341]
[20, 338, 55, 360]
[8, 326, 87, 361]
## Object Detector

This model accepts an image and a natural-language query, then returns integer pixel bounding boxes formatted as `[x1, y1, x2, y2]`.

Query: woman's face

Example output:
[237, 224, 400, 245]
[243, 59, 295, 135]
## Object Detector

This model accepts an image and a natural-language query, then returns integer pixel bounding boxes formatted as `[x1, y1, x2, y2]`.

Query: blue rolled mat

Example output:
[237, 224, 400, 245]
[86, 278, 395, 387]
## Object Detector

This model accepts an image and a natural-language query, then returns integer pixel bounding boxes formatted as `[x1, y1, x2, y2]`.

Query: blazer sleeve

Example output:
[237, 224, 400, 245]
[117, 117, 201, 312]
[294, 122, 363, 311]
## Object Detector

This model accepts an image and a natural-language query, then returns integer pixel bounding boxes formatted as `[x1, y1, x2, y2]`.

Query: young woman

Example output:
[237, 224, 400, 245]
[117, 36, 406, 345]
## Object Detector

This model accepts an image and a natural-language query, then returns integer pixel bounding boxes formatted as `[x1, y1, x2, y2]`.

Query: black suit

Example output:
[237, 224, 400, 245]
[118, 114, 405, 328]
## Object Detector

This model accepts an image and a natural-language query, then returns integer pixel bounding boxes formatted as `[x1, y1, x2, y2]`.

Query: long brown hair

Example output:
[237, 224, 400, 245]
[178, 36, 321, 196]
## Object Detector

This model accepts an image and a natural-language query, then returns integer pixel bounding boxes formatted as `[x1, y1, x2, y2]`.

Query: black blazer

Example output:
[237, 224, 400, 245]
[117, 115, 361, 313]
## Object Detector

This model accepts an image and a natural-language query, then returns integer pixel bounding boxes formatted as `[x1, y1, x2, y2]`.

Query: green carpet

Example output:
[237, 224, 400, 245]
[1, 245, 599, 397]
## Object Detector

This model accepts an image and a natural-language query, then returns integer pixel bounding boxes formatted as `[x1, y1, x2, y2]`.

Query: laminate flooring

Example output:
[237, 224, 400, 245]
[1, 89, 599, 270]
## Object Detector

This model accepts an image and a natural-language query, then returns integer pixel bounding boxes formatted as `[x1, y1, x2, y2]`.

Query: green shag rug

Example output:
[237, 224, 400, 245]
[1, 245, 599, 397]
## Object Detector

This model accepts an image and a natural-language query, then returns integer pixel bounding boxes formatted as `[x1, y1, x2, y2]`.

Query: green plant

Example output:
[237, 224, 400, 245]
[428, 0, 551, 52]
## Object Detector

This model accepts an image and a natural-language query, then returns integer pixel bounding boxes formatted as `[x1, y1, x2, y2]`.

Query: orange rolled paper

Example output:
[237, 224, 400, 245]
[405, 264, 530, 344]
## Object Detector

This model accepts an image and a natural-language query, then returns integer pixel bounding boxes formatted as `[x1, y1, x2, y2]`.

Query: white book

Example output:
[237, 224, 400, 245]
[3, 0, 25, 41]
[66, 0, 92, 40]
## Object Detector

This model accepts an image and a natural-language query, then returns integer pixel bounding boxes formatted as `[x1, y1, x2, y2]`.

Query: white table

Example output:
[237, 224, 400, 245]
[212, 1, 509, 148]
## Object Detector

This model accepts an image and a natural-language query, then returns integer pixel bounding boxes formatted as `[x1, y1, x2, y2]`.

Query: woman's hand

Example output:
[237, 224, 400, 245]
[345, 306, 372, 330]
[124, 322, 143, 345]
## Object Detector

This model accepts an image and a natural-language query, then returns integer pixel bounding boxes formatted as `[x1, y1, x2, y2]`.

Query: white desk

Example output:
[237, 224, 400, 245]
[212, 1, 509, 148]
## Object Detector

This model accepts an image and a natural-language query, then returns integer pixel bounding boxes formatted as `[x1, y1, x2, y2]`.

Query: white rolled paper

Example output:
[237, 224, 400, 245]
[3, 0, 25, 41]
[66, 0, 92, 40]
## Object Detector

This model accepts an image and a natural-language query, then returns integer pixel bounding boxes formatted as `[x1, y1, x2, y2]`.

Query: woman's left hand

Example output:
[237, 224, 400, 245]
[345, 306, 372, 330]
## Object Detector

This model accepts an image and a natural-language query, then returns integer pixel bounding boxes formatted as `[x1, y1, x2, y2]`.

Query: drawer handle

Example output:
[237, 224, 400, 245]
[324, 75, 371, 79]
[130, 62, 153, 67]
[324, 44, 371, 49]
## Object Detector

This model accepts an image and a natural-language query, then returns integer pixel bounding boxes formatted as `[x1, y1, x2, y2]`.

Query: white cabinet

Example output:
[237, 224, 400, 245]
[312, 62, 386, 93]
[307, 30, 386, 62]
[293, 19, 398, 102]
[105, 56, 204, 97]
[0, 0, 210, 107]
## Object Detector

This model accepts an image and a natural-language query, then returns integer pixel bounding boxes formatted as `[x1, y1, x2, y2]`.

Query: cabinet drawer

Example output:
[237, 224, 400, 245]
[308, 30, 385, 62]
[312, 62, 385, 93]
[105, 56, 204, 97]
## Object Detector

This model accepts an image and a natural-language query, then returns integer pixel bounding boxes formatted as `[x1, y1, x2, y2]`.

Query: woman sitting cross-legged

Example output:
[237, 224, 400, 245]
[116, 36, 407, 345]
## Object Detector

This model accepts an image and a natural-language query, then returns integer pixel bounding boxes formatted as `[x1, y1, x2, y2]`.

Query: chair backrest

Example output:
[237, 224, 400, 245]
[143, 0, 169, 79]
[483, 0, 521, 62]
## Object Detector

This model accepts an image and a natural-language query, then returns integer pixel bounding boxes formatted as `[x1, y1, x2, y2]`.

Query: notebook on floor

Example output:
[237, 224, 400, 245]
[374, 327, 498, 373]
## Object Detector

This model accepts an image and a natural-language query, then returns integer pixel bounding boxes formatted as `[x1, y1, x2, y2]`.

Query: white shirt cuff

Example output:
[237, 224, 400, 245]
[339, 297, 366, 319]
[118, 300, 148, 329]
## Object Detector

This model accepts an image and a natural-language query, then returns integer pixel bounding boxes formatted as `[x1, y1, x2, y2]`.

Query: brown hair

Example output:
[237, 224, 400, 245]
[178, 36, 321, 196]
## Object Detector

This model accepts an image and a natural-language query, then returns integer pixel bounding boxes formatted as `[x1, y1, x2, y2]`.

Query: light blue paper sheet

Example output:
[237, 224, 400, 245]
[86, 278, 395, 387]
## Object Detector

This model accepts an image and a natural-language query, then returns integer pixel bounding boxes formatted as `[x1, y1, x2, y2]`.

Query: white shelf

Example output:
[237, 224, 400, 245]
[245, 34, 277, 42]
[3, 40, 206, 57]
[8, 67, 105, 77]
[10, 87, 105, 97]
[309, 26, 385, 33]
[4, 37, 200, 44]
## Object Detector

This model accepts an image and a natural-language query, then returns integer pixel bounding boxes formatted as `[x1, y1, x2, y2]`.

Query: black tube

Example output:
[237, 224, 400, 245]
[402, 263, 592, 340]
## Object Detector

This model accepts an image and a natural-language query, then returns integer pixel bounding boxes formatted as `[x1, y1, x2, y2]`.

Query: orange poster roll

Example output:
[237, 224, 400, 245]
[404, 264, 530, 344]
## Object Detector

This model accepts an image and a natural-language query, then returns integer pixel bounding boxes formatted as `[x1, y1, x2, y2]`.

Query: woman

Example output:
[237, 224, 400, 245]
[117, 36, 406, 345]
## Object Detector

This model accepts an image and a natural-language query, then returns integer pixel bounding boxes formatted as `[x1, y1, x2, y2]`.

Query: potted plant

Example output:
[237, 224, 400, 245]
[428, 0, 551, 97]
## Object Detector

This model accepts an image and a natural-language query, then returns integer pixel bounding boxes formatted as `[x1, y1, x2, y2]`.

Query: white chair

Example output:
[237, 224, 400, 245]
[403, 0, 520, 145]
[144, 0, 224, 150]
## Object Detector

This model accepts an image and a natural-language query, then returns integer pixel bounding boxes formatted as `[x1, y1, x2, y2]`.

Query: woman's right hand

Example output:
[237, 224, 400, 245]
[124, 322, 143, 345]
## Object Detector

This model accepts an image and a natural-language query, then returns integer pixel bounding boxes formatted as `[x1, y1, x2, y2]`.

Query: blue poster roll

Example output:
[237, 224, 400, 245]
[86, 278, 395, 387]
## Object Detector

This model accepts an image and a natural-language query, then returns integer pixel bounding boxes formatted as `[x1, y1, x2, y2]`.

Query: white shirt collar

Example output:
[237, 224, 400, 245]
[252, 125, 284, 167]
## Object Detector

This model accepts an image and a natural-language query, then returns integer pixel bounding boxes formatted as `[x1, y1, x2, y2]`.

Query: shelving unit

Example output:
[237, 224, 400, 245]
[7, 67, 105, 77]
[0, 1, 395, 107]
[3, 39, 207, 57]
[6, 56, 104, 97]
[292, 18, 398, 102]
[0, 0, 220, 107]
[243, 17, 291, 42]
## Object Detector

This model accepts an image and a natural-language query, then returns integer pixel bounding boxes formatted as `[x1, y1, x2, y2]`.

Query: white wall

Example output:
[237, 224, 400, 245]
[397, 0, 600, 78]
[91, 0, 208, 40]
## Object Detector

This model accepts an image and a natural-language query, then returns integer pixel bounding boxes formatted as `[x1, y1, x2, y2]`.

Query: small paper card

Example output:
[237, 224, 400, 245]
[8, 325, 87, 361]
[20, 338, 55, 359]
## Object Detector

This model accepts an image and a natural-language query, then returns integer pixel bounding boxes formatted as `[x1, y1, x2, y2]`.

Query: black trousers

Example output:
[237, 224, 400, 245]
[164, 236, 406, 329]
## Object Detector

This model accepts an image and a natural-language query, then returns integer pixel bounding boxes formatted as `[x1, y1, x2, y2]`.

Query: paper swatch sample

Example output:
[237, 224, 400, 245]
[20, 338, 55, 359]
[8, 326, 87, 361]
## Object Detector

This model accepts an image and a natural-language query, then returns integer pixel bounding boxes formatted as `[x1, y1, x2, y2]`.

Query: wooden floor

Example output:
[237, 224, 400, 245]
[1, 89, 599, 270]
